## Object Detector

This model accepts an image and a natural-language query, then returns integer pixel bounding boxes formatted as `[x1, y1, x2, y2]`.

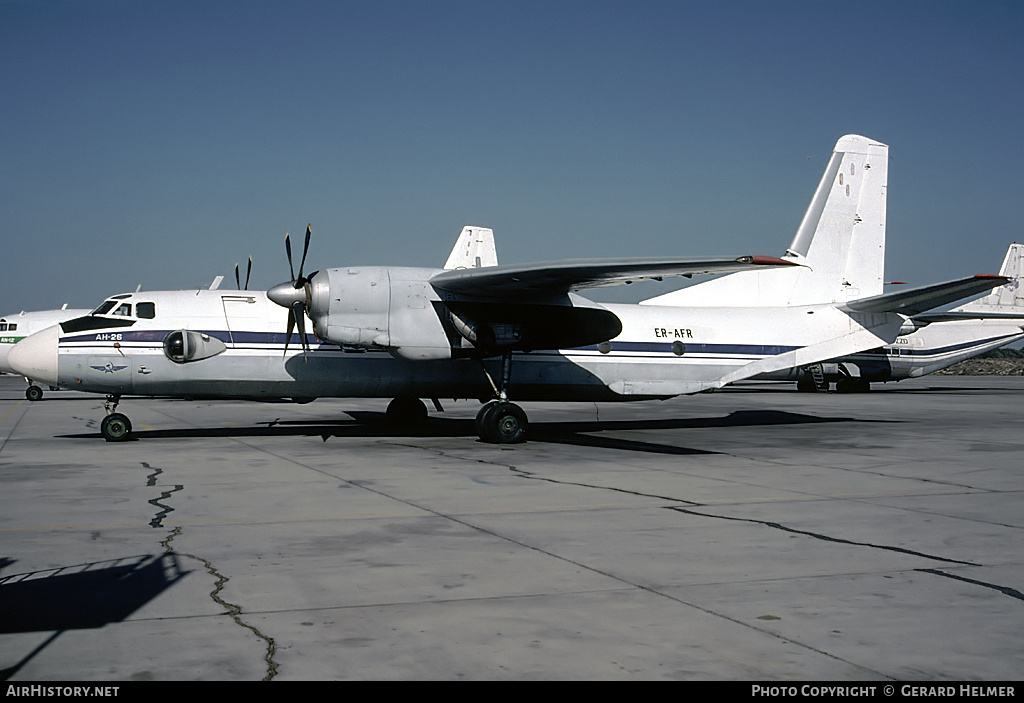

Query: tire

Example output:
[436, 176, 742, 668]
[101, 413, 133, 442]
[836, 379, 870, 393]
[385, 397, 428, 427]
[474, 400, 501, 439]
[478, 401, 528, 444]
[26, 385, 43, 402]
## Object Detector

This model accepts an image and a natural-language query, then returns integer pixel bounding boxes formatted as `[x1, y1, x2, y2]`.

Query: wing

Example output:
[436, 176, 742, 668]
[429, 255, 800, 298]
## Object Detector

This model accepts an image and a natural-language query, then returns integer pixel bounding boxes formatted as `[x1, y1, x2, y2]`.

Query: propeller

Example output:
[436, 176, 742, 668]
[235, 256, 252, 290]
[268, 224, 316, 359]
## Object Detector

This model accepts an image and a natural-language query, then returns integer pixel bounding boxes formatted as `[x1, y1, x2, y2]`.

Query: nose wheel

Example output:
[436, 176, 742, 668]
[25, 384, 43, 401]
[100, 395, 133, 442]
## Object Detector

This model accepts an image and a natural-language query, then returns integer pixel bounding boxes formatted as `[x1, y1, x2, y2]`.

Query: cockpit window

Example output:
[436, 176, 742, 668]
[91, 300, 118, 316]
[112, 303, 132, 317]
[136, 302, 156, 319]
[0, 323, 13, 331]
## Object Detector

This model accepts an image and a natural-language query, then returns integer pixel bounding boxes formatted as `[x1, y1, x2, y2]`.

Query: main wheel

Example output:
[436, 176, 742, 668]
[385, 397, 428, 427]
[26, 385, 43, 401]
[474, 400, 501, 438]
[836, 378, 871, 393]
[101, 412, 133, 442]
[477, 401, 528, 444]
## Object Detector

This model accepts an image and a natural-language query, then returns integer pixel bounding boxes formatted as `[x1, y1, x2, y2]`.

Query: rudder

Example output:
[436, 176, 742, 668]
[642, 134, 889, 307]
[444, 226, 498, 269]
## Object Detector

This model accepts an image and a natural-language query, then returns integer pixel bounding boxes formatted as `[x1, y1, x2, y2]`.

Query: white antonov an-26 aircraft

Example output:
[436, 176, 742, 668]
[8, 135, 1008, 442]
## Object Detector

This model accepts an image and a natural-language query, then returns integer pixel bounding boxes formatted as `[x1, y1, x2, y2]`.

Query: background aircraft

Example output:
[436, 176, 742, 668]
[783, 242, 1024, 392]
[8, 136, 1008, 443]
[1, 305, 91, 399]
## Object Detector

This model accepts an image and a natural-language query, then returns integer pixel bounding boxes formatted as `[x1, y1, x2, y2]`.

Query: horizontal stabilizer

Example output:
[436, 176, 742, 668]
[946, 243, 1024, 316]
[913, 310, 1024, 323]
[840, 275, 1008, 316]
[430, 255, 800, 299]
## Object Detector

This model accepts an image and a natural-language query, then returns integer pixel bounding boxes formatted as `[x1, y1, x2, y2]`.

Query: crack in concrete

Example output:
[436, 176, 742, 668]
[385, 440, 704, 505]
[161, 526, 279, 681]
[140, 462, 184, 529]
[917, 568, 1024, 602]
[667, 506, 978, 566]
[147, 465, 279, 681]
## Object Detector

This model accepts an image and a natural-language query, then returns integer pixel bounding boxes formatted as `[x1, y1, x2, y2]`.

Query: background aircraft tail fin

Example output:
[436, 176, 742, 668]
[953, 243, 1024, 313]
[642, 134, 889, 307]
[444, 226, 498, 269]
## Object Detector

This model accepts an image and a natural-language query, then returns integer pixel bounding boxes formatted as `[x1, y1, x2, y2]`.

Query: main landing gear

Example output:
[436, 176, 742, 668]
[474, 353, 528, 444]
[385, 396, 428, 426]
[100, 394, 133, 442]
[475, 399, 527, 443]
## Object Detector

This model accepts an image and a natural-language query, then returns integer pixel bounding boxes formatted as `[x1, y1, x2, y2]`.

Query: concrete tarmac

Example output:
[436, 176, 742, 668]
[1, 374, 1021, 681]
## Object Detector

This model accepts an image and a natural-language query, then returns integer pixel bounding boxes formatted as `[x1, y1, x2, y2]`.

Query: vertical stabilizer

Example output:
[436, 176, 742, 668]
[444, 226, 498, 269]
[642, 135, 889, 307]
[954, 243, 1024, 313]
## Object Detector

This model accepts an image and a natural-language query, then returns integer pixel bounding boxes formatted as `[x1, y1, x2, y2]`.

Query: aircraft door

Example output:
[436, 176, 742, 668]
[221, 295, 262, 346]
[221, 294, 271, 380]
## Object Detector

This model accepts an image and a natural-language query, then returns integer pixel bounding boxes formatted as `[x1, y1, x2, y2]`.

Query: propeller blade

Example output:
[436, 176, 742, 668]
[295, 224, 311, 288]
[235, 263, 241, 290]
[284, 305, 295, 356]
[292, 300, 309, 361]
[244, 256, 252, 290]
[285, 232, 295, 282]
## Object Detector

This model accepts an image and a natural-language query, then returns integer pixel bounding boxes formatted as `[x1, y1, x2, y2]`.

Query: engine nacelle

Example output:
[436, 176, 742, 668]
[308, 266, 453, 360]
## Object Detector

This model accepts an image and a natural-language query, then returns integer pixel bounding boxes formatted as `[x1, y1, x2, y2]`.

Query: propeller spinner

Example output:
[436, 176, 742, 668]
[268, 224, 317, 358]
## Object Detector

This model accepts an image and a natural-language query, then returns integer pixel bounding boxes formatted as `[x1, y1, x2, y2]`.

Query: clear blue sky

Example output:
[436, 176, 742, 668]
[3, 0, 1023, 313]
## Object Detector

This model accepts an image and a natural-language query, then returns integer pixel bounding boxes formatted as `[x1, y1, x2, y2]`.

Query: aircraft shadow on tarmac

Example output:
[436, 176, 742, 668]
[58, 409, 890, 456]
[0, 554, 190, 680]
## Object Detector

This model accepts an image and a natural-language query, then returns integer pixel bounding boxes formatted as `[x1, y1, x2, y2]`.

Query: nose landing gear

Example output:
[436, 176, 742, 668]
[100, 394, 132, 442]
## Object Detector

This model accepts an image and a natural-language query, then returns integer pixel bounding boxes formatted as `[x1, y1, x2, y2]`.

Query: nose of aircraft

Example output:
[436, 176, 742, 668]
[8, 325, 59, 386]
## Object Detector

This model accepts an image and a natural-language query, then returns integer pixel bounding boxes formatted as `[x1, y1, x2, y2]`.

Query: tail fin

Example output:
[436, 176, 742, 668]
[444, 226, 498, 269]
[642, 134, 889, 307]
[953, 243, 1024, 313]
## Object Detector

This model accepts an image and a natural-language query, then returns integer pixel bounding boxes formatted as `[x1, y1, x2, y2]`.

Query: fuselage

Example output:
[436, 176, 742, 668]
[13, 282, 1021, 404]
[10, 287, 909, 402]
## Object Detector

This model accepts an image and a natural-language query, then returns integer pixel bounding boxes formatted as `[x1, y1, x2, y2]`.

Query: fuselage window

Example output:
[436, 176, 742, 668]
[91, 300, 117, 316]
[136, 302, 156, 319]
[0, 323, 6, 332]
[1, 323, 14, 331]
